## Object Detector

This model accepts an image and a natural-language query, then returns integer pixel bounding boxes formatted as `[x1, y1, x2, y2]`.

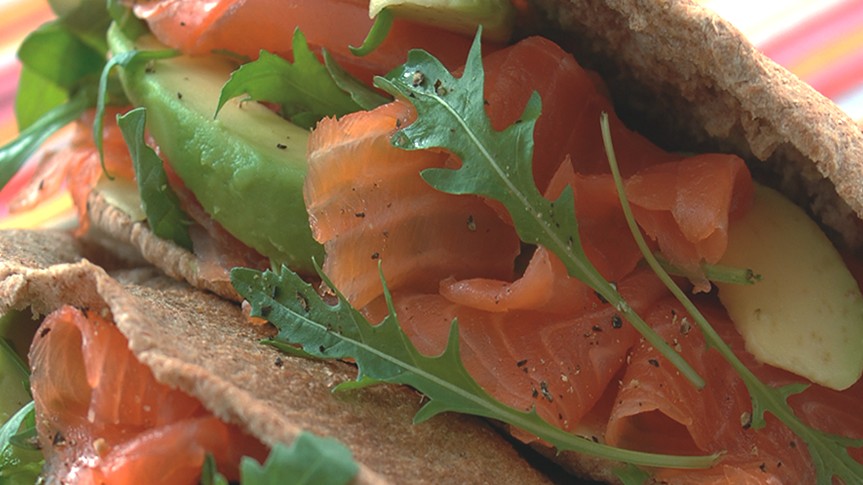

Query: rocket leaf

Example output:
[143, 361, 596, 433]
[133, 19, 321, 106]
[215, 29, 386, 129]
[116, 107, 193, 250]
[231, 264, 719, 470]
[373, 30, 705, 389]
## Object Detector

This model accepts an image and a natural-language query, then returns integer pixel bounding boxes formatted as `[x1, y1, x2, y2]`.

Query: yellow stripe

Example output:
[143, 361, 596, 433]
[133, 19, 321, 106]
[0, 2, 54, 47]
[788, 27, 863, 79]
[0, 191, 76, 230]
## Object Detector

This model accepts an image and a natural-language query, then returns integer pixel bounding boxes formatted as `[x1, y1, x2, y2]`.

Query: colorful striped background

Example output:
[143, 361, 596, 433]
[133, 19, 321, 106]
[2, 0, 863, 225]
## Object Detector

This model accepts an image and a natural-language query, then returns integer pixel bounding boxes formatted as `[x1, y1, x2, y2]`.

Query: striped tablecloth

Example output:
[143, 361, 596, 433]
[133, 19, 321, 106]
[2, 0, 863, 224]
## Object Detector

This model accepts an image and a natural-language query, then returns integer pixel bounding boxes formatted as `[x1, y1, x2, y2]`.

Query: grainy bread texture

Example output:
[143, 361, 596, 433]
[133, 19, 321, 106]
[528, 0, 863, 248]
[86, 191, 244, 302]
[0, 230, 554, 485]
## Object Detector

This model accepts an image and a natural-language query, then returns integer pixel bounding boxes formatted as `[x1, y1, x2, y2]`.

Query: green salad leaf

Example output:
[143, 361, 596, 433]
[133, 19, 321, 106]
[17, 21, 105, 93]
[232, 264, 718, 469]
[15, 21, 103, 130]
[215, 29, 386, 129]
[5, 0, 123, 192]
[322, 50, 390, 110]
[349, 8, 394, 57]
[200, 453, 230, 485]
[94, 47, 177, 177]
[373, 31, 704, 389]
[14, 66, 69, 132]
[117, 107, 193, 250]
[0, 90, 91, 191]
[241, 432, 358, 485]
[0, 402, 43, 485]
[202, 432, 358, 485]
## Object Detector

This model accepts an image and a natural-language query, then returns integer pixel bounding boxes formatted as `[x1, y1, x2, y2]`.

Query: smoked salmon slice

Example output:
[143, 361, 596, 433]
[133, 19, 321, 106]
[364, 268, 671, 437]
[306, 100, 521, 309]
[480, 36, 679, 193]
[132, 0, 488, 85]
[29, 305, 268, 484]
[605, 297, 815, 484]
[299, 32, 863, 483]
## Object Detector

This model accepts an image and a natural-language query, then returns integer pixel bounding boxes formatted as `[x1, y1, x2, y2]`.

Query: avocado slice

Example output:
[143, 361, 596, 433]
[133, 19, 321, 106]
[717, 184, 863, 390]
[107, 26, 323, 272]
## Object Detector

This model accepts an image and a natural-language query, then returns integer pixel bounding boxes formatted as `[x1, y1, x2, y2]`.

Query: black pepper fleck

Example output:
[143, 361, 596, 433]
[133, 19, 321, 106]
[611, 314, 623, 329]
[648, 359, 660, 368]
[539, 381, 553, 402]
[276, 143, 287, 149]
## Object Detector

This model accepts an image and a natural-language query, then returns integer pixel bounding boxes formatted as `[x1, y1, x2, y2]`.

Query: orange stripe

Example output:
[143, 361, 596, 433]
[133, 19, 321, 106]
[0, 119, 16, 144]
[0, 2, 53, 41]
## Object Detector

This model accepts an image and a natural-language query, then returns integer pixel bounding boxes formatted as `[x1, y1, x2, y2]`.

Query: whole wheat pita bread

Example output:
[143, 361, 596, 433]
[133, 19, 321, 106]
[0, 229, 555, 484]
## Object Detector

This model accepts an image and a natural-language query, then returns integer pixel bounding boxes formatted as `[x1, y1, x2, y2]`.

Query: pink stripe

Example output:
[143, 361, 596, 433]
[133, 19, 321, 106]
[806, 47, 863, 100]
[758, 0, 863, 66]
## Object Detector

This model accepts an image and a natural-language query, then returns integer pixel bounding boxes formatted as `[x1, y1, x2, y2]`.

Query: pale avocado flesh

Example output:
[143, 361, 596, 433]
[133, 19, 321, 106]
[108, 26, 323, 272]
[717, 184, 863, 391]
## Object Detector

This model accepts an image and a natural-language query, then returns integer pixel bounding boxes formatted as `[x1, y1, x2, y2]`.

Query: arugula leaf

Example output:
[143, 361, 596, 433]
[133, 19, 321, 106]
[117, 107, 193, 251]
[14, 66, 69, 131]
[240, 432, 358, 485]
[94, 47, 178, 177]
[0, 403, 43, 484]
[200, 453, 229, 485]
[48, 0, 112, 53]
[599, 114, 863, 484]
[0, 90, 91, 191]
[322, 50, 390, 111]
[232, 264, 719, 470]
[658, 256, 761, 286]
[14, 19, 106, 130]
[349, 9, 394, 57]
[105, 0, 150, 41]
[215, 30, 378, 129]
[373, 31, 705, 389]
[614, 463, 652, 485]
[17, 21, 105, 92]
[0, 339, 30, 402]
[7, 0, 124, 192]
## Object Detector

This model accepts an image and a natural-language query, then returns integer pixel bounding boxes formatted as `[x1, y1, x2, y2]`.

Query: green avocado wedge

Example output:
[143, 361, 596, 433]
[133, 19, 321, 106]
[107, 25, 323, 272]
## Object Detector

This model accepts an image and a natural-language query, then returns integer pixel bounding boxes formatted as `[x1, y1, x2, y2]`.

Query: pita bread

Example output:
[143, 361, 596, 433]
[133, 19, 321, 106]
[0, 229, 554, 484]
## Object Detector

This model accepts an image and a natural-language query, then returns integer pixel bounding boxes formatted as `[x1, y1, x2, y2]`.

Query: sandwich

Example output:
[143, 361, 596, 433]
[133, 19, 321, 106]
[2, 0, 863, 483]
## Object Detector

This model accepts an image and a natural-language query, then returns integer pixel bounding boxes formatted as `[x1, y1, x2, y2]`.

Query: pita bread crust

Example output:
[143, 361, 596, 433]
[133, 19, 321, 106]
[0, 230, 553, 485]
[529, 0, 863, 248]
[86, 190, 243, 301]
